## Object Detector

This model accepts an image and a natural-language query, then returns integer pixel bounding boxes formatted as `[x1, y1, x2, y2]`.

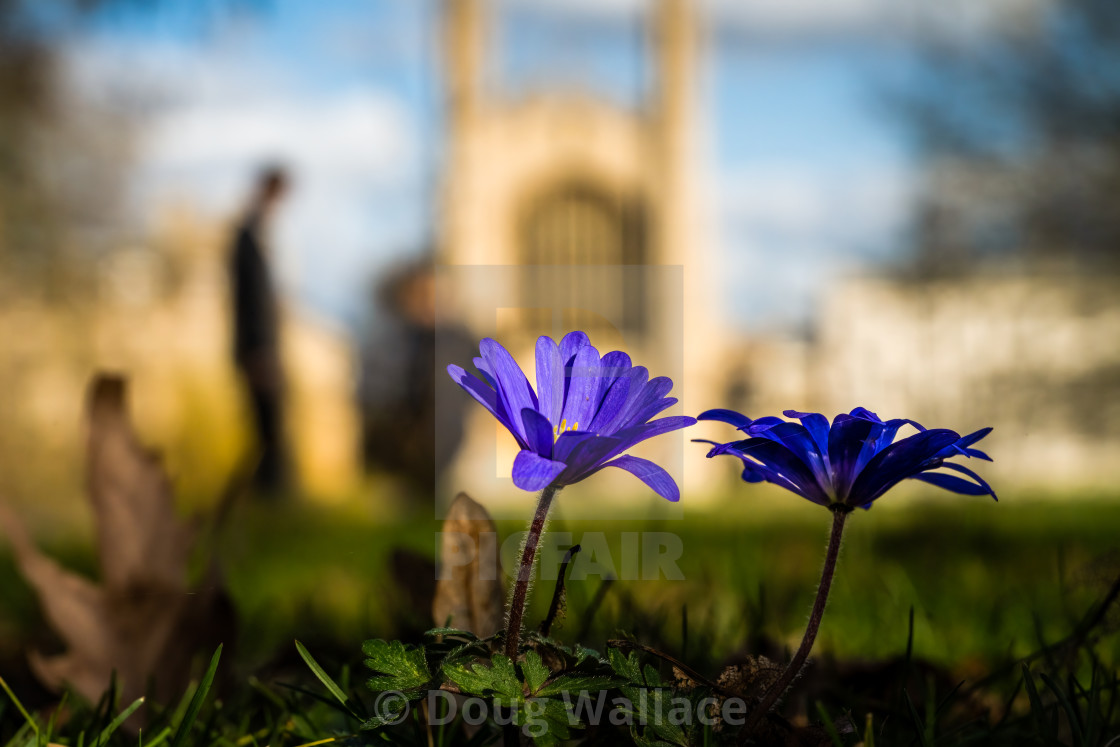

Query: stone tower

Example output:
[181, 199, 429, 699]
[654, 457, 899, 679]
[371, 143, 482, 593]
[439, 0, 719, 501]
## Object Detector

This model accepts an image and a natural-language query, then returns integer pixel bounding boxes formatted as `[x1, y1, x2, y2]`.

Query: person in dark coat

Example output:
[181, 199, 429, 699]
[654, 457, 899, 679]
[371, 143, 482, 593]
[229, 166, 290, 494]
[358, 258, 473, 501]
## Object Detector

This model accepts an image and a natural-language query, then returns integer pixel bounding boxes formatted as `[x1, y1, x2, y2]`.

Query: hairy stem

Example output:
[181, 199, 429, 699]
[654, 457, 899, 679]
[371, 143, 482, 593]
[746, 507, 849, 733]
[504, 484, 559, 659]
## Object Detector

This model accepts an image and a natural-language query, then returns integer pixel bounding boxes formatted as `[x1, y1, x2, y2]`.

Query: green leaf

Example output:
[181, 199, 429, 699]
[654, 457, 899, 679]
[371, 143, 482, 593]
[443, 655, 522, 700]
[142, 726, 173, 747]
[521, 652, 550, 695]
[1021, 664, 1047, 736]
[632, 735, 678, 747]
[608, 648, 642, 682]
[0, 674, 40, 738]
[359, 690, 414, 730]
[573, 647, 600, 666]
[295, 640, 359, 717]
[642, 663, 664, 687]
[516, 697, 576, 746]
[1040, 672, 1084, 746]
[815, 701, 844, 747]
[424, 627, 479, 641]
[362, 639, 431, 694]
[618, 685, 694, 747]
[169, 644, 222, 747]
[902, 688, 929, 747]
[96, 697, 144, 747]
[42, 692, 62, 747]
[537, 674, 620, 698]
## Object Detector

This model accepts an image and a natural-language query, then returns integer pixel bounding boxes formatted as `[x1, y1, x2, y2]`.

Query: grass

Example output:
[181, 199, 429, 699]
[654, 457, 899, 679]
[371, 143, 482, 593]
[1, 490, 1118, 744]
[4, 492, 1118, 671]
[234, 493, 1120, 669]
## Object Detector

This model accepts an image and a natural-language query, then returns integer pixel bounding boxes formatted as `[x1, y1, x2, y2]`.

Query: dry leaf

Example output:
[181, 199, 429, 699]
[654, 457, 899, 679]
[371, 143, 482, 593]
[85, 376, 195, 592]
[432, 492, 504, 637]
[717, 655, 782, 702]
[0, 374, 234, 714]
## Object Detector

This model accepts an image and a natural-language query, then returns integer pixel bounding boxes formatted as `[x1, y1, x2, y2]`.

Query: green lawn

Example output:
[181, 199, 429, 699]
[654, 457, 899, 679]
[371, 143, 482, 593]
[2, 492, 1118, 680]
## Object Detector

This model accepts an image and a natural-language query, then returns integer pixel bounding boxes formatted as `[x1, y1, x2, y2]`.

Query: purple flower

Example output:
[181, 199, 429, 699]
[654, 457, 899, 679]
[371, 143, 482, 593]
[448, 331, 695, 500]
[697, 407, 995, 509]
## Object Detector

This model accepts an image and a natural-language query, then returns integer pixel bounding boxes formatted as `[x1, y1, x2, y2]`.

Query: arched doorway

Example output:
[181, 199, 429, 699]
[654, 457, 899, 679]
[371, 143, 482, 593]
[518, 181, 647, 336]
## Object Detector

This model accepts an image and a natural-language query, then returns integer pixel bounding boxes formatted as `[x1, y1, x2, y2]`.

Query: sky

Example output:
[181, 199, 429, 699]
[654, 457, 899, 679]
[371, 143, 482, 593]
[56, 0, 1016, 333]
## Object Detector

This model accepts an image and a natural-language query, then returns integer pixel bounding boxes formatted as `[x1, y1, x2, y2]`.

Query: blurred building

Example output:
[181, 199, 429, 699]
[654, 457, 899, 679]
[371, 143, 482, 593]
[722, 272, 1120, 492]
[0, 208, 360, 515]
[819, 274, 1120, 491]
[438, 0, 725, 503]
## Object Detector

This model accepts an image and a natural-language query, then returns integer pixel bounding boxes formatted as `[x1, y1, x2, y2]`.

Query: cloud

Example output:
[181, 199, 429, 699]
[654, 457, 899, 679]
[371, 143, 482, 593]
[707, 0, 1050, 40]
[61, 36, 426, 325]
[143, 85, 423, 322]
[719, 166, 913, 249]
[715, 166, 916, 328]
[146, 90, 418, 202]
[500, 0, 1050, 40]
[498, 0, 649, 19]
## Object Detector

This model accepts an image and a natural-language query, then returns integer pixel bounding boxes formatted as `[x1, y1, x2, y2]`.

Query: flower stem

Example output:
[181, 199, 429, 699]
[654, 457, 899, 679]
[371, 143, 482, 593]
[746, 507, 849, 733]
[503, 484, 559, 659]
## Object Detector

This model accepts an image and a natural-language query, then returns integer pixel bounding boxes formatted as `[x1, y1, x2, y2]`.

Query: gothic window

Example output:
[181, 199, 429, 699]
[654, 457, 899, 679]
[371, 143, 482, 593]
[519, 182, 646, 335]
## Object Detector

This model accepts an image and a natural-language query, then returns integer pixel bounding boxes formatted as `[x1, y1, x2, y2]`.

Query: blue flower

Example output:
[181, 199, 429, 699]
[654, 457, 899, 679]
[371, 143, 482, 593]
[448, 331, 695, 500]
[697, 407, 995, 509]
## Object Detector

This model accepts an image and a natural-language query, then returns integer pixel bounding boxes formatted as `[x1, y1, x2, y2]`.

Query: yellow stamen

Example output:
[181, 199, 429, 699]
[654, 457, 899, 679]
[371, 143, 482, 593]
[553, 418, 580, 435]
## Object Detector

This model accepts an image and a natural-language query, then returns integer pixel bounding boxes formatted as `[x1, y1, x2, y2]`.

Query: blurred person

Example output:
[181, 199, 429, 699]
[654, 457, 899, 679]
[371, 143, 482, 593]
[229, 165, 290, 495]
[357, 257, 473, 500]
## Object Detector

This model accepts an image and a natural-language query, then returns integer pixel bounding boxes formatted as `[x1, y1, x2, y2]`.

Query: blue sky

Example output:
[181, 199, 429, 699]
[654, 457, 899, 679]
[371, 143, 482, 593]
[65, 0, 940, 333]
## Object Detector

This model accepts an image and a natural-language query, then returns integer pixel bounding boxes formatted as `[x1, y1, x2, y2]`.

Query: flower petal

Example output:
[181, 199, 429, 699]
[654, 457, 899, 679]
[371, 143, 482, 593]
[703, 406, 994, 511]
[632, 396, 678, 426]
[698, 408, 754, 430]
[758, 421, 830, 494]
[942, 427, 994, 460]
[511, 450, 567, 491]
[739, 462, 769, 483]
[911, 471, 993, 497]
[848, 428, 962, 507]
[956, 427, 993, 448]
[586, 351, 632, 432]
[714, 437, 831, 505]
[448, 364, 520, 440]
[480, 338, 537, 443]
[608, 416, 697, 456]
[938, 460, 997, 499]
[447, 363, 495, 408]
[521, 407, 555, 457]
[603, 455, 680, 502]
[827, 414, 879, 502]
[589, 373, 631, 433]
[627, 365, 650, 393]
[594, 365, 649, 434]
[849, 407, 883, 423]
[559, 330, 590, 365]
[707, 441, 811, 496]
[559, 330, 591, 404]
[534, 336, 564, 426]
[560, 343, 602, 431]
[558, 434, 624, 483]
[746, 416, 787, 435]
[471, 357, 498, 388]
[598, 350, 632, 382]
[783, 410, 831, 460]
[612, 376, 674, 430]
